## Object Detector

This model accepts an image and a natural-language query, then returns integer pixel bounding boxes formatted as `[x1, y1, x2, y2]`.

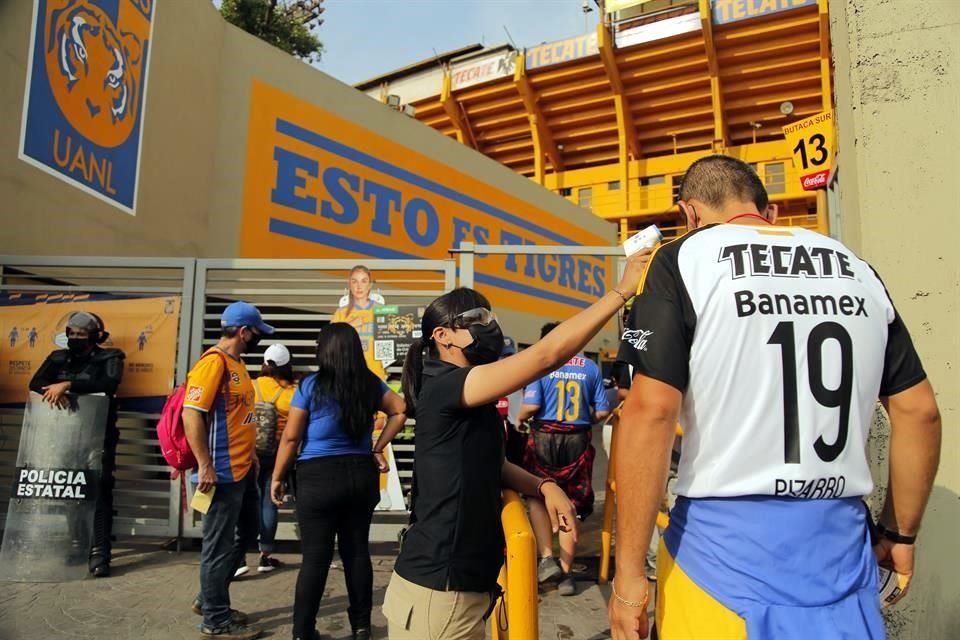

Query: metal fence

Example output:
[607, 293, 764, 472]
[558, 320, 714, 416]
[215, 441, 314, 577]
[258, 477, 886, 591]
[0, 256, 196, 538]
[182, 258, 457, 541]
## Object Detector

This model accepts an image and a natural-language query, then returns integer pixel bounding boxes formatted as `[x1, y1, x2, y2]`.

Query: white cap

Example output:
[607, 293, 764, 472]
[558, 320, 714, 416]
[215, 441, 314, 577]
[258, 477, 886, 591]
[263, 344, 291, 367]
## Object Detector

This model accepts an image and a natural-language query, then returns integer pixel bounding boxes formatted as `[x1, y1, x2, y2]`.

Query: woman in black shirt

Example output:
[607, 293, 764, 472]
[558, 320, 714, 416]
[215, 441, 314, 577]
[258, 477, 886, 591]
[383, 251, 650, 640]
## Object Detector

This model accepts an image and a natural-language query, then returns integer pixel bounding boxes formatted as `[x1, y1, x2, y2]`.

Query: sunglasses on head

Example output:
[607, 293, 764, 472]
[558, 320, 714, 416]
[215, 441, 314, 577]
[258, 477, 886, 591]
[451, 307, 496, 328]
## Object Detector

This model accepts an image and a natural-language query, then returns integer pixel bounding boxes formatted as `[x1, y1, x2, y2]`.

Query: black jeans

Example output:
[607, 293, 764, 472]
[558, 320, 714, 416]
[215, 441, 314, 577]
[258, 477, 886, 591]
[293, 455, 380, 639]
[196, 470, 260, 630]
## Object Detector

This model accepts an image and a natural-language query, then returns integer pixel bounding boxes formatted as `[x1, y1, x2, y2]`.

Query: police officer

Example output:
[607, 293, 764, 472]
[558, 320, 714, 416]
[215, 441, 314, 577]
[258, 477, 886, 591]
[29, 311, 125, 577]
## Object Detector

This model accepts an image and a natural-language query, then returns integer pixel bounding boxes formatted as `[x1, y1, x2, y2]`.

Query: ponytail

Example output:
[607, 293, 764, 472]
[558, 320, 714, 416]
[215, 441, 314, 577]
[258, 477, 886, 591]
[401, 287, 492, 418]
[401, 337, 426, 419]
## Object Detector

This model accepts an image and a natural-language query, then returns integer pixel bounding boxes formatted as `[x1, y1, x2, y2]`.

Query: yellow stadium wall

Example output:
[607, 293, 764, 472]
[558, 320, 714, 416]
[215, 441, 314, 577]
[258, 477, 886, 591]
[831, 1, 960, 637]
[0, 1, 618, 348]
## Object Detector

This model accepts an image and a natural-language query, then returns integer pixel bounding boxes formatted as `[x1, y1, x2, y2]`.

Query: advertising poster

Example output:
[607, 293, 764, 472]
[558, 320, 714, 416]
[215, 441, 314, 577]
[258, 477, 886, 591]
[372, 305, 424, 367]
[0, 294, 181, 404]
[19, 0, 156, 213]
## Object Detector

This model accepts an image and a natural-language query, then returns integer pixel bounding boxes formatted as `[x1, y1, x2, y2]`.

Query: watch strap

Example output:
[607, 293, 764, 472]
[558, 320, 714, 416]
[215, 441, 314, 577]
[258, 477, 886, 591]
[880, 525, 917, 545]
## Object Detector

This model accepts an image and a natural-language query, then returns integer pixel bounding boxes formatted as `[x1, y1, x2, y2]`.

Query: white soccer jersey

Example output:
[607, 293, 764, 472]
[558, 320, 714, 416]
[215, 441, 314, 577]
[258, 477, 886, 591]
[618, 223, 926, 499]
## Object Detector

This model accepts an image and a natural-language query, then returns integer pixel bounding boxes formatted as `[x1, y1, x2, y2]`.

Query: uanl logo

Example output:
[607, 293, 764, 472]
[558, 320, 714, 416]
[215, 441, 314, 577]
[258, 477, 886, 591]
[20, 0, 155, 214]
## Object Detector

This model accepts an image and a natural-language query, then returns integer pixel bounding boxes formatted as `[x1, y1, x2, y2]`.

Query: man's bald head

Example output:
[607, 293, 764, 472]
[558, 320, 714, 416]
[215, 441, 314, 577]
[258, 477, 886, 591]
[679, 155, 769, 214]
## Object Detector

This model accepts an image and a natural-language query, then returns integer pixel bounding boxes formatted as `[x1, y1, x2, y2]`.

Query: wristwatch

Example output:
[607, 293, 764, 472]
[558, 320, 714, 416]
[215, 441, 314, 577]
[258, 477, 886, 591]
[879, 524, 917, 545]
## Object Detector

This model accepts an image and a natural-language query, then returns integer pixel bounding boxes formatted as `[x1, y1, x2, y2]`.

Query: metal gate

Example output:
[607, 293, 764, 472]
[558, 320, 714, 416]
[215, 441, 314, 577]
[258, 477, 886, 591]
[0, 256, 196, 539]
[183, 258, 457, 541]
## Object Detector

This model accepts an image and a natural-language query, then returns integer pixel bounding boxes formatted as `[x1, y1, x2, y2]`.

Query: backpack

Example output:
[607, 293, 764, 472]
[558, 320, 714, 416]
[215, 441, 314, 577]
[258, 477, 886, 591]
[254, 380, 284, 457]
[157, 351, 227, 471]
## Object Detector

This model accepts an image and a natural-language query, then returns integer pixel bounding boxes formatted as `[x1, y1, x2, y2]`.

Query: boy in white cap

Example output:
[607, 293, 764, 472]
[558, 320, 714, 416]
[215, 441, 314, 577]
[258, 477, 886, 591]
[241, 343, 296, 575]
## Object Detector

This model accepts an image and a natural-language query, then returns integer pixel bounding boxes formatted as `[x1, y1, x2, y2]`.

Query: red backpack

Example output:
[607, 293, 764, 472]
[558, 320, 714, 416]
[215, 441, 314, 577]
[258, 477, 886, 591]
[157, 351, 227, 471]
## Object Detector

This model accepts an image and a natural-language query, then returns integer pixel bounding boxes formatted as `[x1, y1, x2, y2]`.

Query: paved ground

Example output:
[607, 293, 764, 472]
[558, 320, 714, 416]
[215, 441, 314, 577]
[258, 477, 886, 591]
[0, 431, 657, 640]
[0, 530, 653, 640]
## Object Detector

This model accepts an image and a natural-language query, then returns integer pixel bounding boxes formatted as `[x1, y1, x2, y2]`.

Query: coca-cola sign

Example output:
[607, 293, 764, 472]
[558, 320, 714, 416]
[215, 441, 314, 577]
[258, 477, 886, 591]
[801, 170, 829, 190]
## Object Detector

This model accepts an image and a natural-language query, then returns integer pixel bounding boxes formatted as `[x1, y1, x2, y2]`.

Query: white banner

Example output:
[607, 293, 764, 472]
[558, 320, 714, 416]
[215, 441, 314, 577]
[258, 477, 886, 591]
[616, 12, 701, 48]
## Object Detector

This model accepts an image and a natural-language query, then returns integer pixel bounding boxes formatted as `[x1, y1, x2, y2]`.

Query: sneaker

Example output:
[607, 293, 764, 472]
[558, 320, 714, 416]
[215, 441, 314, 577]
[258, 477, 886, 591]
[558, 574, 576, 597]
[234, 565, 249, 578]
[257, 555, 282, 573]
[191, 602, 249, 625]
[199, 621, 262, 639]
[353, 629, 372, 640]
[537, 556, 562, 584]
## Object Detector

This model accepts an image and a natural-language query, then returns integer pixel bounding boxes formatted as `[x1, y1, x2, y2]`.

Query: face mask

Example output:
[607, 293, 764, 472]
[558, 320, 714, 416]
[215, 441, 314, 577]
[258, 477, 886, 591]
[244, 330, 262, 352]
[67, 338, 90, 354]
[461, 321, 504, 366]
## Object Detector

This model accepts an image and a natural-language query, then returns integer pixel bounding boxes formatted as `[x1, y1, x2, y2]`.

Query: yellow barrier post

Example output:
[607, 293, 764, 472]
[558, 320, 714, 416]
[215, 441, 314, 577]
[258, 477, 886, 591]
[599, 410, 620, 584]
[599, 415, 679, 584]
[492, 489, 538, 640]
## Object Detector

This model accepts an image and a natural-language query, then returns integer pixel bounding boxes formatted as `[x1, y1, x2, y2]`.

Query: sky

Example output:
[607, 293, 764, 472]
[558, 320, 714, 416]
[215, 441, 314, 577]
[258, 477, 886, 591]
[314, 0, 602, 85]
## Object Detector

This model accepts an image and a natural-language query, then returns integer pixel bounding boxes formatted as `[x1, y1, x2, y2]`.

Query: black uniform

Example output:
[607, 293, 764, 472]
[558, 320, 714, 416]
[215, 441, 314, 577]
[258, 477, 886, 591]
[29, 346, 125, 569]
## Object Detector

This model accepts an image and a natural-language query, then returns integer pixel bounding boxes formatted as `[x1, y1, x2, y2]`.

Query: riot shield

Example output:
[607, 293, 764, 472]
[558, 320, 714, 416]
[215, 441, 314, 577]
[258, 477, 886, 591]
[0, 392, 108, 582]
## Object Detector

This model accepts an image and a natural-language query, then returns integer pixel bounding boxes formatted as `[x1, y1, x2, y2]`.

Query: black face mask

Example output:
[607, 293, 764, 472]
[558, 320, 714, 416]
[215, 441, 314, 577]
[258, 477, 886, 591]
[67, 338, 91, 355]
[461, 321, 504, 366]
[245, 332, 262, 352]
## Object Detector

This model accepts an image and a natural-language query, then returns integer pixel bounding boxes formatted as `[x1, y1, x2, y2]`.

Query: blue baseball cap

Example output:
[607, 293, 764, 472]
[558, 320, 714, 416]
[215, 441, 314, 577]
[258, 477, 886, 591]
[501, 336, 517, 357]
[221, 301, 274, 335]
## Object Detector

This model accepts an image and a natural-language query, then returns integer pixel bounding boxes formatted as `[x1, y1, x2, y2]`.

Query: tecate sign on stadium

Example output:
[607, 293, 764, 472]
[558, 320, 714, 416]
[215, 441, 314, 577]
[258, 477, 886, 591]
[711, 0, 817, 25]
[19, 0, 156, 214]
[525, 33, 598, 70]
[240, 81, 612, 317]
[450, 51, 517, 91]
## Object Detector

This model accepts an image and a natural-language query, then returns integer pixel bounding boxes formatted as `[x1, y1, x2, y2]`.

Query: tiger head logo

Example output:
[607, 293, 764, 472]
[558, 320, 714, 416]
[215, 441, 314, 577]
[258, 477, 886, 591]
[44, 0, 144, 148]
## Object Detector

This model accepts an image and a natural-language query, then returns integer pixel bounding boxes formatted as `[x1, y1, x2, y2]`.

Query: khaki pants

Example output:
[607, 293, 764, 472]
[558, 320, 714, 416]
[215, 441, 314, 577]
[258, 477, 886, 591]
[382, 571, 491, 640]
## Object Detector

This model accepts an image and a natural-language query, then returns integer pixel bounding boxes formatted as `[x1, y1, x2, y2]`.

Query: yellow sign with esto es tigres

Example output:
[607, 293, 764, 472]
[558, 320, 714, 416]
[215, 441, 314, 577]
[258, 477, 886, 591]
[239, 81, 613, 317]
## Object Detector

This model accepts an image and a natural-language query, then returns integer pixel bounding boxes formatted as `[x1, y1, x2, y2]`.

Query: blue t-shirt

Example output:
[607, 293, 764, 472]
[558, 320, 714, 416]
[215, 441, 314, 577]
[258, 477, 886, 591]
[524, 354, 609, 426]
[291, 373, 389, 461]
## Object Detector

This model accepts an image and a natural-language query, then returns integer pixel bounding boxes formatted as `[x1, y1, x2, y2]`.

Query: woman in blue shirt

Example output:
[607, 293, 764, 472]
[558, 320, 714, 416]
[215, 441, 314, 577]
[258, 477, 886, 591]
[271, 323, 406, 640]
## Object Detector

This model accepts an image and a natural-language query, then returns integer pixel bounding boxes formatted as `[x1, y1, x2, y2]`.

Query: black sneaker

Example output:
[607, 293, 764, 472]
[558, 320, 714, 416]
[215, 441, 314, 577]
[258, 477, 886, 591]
[191, 602, 249, 625]
[199, 621, 262, 639]
[558, 574, 576, 596]
[353, 629, 372, 640]
[257, 555, 282, 573]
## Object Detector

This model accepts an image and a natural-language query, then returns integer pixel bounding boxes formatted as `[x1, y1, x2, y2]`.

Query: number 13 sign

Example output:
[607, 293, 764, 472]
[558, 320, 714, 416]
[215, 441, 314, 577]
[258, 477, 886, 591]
[782, 111, 834, 191]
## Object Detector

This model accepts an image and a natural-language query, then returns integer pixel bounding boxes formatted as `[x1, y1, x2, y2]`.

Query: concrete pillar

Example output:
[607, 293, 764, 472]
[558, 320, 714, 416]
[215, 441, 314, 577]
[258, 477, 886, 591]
[830, 1, 960, 637]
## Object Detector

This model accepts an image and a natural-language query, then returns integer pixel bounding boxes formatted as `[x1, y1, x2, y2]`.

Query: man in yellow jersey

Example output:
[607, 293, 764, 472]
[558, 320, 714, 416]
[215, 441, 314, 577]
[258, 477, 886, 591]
[183, 301, 274, 640]
[332, 265, 386, 379]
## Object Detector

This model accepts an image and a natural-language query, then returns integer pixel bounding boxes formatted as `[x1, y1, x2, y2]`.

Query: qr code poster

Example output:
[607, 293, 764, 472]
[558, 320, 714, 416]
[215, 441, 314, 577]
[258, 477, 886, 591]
[374, 340, 395, 365]
[373, 305, 425, 366]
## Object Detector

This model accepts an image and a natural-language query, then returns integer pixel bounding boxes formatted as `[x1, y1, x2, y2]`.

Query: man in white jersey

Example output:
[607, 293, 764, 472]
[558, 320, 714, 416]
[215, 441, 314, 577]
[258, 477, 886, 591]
[607, 155, 941, 640]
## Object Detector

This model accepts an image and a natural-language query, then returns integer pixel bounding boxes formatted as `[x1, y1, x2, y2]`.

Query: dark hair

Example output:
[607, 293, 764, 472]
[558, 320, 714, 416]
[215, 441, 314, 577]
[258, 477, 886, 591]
[309, 323, 382, 442]
[221, 326, 240, 339]
[540, 322, 560, 340]
[679, 154, 769, 212]
[401, 287, 491, 418]
[261, 361, 295, 384]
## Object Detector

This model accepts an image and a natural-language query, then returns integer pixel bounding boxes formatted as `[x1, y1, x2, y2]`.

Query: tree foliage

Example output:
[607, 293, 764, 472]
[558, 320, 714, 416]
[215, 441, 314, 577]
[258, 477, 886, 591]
[220, 0, 324, 62]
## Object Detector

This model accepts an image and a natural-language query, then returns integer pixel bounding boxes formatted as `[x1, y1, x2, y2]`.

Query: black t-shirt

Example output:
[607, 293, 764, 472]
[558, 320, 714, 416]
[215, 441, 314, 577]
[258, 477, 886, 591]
[394, 359, 506, 592]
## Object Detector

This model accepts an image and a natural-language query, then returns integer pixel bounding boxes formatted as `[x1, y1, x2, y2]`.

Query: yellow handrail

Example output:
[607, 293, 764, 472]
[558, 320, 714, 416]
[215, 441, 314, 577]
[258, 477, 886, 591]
[491, 489, 538, 640]
[600, 410, 680, 584]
